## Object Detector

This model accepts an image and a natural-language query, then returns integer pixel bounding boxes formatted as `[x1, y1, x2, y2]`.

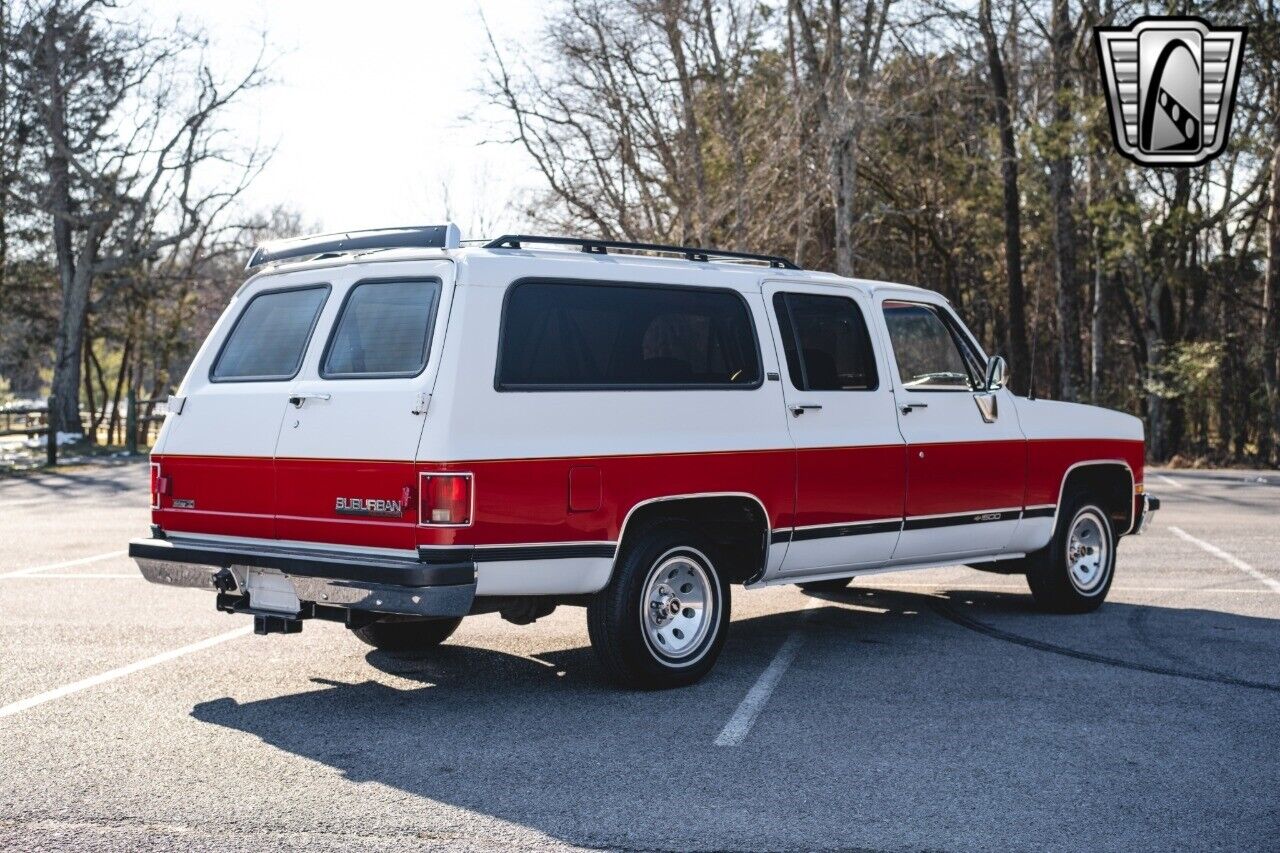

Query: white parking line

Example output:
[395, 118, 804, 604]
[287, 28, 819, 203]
[716, 599, 819, 747]
[0, 498, 50, 509]
[0, 626, 252, 719]
[1169, 526, 1280, 595]
[2, 573, 142, 579]
[858, 582, 1267, 594]
[0, 550, 127, 579]
[1154, 473, 1184, 488]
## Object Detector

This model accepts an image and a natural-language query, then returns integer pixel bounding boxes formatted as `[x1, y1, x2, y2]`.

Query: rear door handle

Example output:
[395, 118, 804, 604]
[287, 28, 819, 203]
[899, 402, 928, 414]
[789, 404, 823, 417]
[288, 393, 331, 408]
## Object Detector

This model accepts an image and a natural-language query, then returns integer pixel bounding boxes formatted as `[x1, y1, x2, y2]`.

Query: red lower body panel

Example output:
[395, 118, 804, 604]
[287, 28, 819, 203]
[905, 439, 1026, 518]
[150, 438, 1145, 550]
[1025, 439, 1144, 506]
[152, 455, 275, 540]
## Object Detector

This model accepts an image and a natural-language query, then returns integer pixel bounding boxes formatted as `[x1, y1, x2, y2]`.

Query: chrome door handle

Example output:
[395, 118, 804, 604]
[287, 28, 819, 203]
[789, 404, 823, 417]
[288, 393, 331, 408]
[899, 402, 928, 414]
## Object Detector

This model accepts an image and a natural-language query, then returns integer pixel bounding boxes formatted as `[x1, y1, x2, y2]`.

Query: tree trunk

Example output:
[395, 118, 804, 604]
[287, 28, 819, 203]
[1048, 0, 1083, 400]
[833, 132, 858, 276]
[701, 0, 747, 244]
[659, 2, 708, 245]
[1263, 109, 1280, 465]
[0, 0, 10, 313]
[81, 329, 98, 442]
[39, 12, 90, 435]
[48, 116, 85, 434]
[979, 0, 1031, 393]
[107, 335, 131, 445]
[1087, 155, 1105, 404]
[1140, 262, 1167, 460]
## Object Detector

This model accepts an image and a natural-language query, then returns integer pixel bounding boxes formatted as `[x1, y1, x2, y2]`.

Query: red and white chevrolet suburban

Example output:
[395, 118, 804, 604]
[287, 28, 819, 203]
[131, 226, 1159, 688]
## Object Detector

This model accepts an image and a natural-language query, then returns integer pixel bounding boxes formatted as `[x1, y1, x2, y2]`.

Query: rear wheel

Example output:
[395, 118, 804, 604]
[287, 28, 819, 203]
[588, 522, 730, 689]
[1026, 490, 1116, 613]
[351, 616, 462, 653]
[797, 577, 852, 592]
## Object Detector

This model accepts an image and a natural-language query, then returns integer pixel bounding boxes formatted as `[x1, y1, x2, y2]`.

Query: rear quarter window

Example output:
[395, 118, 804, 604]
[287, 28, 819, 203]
[496, 279, 762, 390]
[210, 285, 329, 382]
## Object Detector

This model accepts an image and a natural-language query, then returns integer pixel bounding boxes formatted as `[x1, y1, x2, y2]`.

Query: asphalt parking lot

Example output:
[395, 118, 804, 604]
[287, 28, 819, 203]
[1, 462, 1278, 851]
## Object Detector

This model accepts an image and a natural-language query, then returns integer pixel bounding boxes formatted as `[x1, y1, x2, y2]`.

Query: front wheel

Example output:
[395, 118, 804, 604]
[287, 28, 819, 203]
[587, 523, 730, 689]
[1025, 491, 1116, 613]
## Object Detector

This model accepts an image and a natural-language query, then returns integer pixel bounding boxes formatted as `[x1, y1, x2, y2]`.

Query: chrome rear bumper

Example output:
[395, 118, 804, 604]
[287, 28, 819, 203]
[130, 536, 476, 620]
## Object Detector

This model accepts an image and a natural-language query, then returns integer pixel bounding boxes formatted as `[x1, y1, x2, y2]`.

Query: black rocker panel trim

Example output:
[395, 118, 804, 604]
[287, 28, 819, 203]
[772, 520, 902, 544]
[418, 543, 618, 564]
[772, 508, 1041, 542]
[901, 509, 1020, 531]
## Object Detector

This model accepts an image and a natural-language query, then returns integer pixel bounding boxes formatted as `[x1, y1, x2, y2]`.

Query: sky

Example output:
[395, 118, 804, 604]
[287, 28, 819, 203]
[136, 0, 547, 241]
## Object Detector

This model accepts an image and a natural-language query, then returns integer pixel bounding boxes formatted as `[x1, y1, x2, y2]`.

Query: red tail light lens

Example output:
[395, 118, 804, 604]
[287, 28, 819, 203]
[149, 462, 162, 509]
[419, 473, 472, 525]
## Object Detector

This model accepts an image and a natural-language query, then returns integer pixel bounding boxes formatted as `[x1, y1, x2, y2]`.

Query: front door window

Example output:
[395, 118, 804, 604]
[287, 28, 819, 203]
[881, 301, 980, 391]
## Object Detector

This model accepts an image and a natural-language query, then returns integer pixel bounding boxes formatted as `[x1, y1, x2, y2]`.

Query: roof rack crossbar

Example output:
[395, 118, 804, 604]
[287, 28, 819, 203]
[483, 234, 800, 270]
[246, 224, 462, 271]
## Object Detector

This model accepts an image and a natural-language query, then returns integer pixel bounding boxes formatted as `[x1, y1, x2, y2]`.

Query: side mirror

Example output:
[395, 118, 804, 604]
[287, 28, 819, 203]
[983, 355, 1007, 391]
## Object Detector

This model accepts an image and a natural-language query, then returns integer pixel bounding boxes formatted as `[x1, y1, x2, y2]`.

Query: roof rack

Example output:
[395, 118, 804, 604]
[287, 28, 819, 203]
[245, 224, 462, 271]
[483, 234, 800, 270]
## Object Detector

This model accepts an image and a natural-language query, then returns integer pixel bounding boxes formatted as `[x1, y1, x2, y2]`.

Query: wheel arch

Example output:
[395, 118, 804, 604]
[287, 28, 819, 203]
[1057, 460, 1135, 536]
[613, 492, 771, 586]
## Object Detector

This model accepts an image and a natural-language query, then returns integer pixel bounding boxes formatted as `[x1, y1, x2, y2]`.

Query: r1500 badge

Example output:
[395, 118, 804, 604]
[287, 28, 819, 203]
[335, 497, 404, 518]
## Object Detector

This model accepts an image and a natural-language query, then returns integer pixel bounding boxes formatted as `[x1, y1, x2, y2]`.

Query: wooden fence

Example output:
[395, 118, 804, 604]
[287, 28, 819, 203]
[0, 390, 169, 465]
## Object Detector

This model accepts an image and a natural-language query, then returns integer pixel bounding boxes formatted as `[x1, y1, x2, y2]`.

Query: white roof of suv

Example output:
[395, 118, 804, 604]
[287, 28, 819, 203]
[241, 225, 935, 299]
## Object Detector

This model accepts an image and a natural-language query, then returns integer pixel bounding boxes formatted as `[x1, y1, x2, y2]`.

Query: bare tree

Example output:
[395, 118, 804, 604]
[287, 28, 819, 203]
[13, 0, 267, 432]
[789, 0, 894, 277]
[1046, 0, 1083, 399]
[977, 0, 1030, 390]
[1263, 74, 1280, 464]
[476, 0, 1276, 463]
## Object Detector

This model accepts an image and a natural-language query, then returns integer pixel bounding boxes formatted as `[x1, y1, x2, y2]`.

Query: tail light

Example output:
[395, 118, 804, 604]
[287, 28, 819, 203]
[149, 462, 167, 510]
[419, 473, 472, 526]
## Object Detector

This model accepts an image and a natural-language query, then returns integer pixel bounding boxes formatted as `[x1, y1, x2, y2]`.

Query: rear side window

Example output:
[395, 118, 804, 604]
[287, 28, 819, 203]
[773, 293, 878, 391]
[322, 279, 442, 378]
[210, 286, 329, 382]
[497, 280, 762, 390]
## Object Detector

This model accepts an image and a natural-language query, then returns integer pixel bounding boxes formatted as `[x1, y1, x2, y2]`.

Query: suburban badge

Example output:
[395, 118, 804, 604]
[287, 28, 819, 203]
[335, 497, 404, 518]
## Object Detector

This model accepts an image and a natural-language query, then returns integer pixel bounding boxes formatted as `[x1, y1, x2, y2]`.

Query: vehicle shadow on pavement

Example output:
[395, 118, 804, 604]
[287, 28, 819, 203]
[0, 459, 145, 494]
[189, 590, 1280, 850]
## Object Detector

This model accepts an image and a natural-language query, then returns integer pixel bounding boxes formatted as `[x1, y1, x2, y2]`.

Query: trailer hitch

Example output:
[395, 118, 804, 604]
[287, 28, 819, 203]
[211, 567, 237, 593]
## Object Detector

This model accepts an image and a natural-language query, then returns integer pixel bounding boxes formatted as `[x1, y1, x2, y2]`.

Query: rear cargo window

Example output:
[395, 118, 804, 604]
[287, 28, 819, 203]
[322, 279, 442, 378]
[497, 280, 762, 390]
[210, 285, 329, 382]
